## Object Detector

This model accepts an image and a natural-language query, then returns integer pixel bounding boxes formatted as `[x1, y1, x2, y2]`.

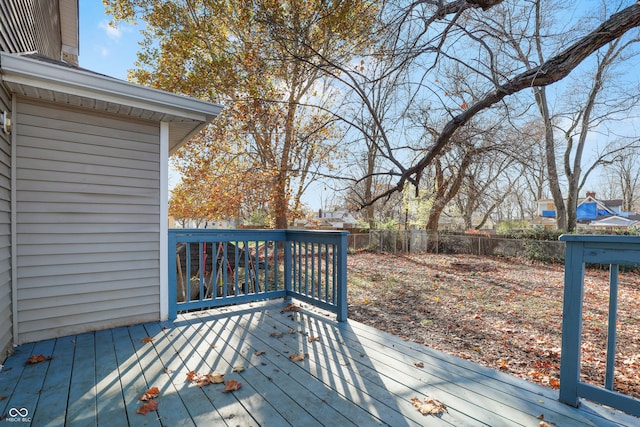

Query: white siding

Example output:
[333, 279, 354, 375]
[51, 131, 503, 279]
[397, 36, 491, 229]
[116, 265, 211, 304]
[15, 99, 161, 344]
[0, 84, 12, 360]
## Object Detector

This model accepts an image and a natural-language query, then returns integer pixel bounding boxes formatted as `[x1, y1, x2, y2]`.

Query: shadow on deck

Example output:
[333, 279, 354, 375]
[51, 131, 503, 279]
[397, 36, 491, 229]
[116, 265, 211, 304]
[1, 299, 638, 426]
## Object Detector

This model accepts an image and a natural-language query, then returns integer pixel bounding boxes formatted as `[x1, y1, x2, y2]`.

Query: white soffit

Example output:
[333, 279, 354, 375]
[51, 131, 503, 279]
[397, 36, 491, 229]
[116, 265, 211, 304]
[0, 52, 222, 152]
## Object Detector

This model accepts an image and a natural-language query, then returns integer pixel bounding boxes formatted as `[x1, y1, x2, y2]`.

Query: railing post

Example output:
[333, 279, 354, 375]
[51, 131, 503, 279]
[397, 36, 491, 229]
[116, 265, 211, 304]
[336, 232, 348, 322]
[284, 238, 292, 301]
[559, 238, 585, 407]
[168, 230, 177, 320]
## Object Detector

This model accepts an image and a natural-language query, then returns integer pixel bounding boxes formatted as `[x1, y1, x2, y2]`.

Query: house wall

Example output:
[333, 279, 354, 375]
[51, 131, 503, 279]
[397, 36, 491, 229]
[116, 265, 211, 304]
[15, 98, 161, 344]
[0, 0, 62, 60]
[0, 85, 12, 360]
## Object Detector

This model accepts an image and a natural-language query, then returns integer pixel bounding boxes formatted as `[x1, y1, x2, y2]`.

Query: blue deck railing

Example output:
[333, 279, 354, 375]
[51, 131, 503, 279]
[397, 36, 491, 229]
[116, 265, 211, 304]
[168, 229, 348, 321]
[559, 235, 640, 417]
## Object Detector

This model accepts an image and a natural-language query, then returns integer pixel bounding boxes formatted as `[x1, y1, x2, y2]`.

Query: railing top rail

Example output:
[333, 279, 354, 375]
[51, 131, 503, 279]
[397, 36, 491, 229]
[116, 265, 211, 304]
[169, 229, 288, 241]
[169, 229, 348, 242]
[560, 234, 640, 244]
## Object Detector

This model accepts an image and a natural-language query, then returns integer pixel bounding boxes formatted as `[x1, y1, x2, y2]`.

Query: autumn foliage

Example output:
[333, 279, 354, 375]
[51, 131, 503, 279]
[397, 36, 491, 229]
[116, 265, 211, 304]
[106, 0, 378, 227]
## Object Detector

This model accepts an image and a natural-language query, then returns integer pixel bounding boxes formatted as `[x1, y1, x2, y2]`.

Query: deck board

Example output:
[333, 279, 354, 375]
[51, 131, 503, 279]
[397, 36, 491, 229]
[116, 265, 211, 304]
[1, 299, 639, 426]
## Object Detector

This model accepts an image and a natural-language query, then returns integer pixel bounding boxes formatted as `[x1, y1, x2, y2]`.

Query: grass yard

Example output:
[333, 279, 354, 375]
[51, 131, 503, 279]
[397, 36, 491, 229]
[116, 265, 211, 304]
[347, 252, 640, 399]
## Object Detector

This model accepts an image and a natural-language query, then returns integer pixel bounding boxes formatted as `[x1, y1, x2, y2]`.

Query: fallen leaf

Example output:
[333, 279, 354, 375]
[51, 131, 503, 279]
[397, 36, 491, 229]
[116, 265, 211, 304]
[141, 337, 154, 343]
[308, 336, 320, 342]
[139, 386, 160, 401]
[254, 350, 266, 356]
[288, 329, 296, 334]
[539, 421, 552, 427]
[186, 371, 199, 383]
[233, 365, 245, 373]
[289, 353, 309, 362]
[411, 396, 447, 416]
[282, 303, 300, 312]
[549, 378, 560, 388]
[202, 372, 225, 385]
[136, 399, 158, 415]
[223, 380, 242, 392]
[26, 354, 52, 364]
[0, 395, 6, 401]
[269, 332, 283, 338]
[187, 371, 225, 387]
[414, 361, 424, 368]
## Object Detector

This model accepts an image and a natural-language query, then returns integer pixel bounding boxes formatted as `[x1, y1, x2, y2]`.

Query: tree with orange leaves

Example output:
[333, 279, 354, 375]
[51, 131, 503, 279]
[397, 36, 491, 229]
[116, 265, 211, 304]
[105, 0, 377, 227]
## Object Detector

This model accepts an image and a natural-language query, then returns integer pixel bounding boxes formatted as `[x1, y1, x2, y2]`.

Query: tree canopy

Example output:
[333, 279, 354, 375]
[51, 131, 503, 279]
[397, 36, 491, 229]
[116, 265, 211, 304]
[106, 0, 640, 230]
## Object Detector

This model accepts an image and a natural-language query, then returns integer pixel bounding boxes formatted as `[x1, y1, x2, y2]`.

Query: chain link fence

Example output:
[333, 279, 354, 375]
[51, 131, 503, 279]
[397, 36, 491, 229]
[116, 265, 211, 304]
[347, 230, 565, 261]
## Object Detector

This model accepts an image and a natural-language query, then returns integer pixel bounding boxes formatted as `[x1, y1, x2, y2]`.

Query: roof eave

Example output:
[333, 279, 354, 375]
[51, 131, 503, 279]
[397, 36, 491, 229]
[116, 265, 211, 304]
[0, 52, 222, 150]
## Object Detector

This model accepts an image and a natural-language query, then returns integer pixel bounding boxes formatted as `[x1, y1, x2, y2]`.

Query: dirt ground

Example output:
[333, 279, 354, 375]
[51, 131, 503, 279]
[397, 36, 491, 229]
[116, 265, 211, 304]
[346, 252, 640, 398]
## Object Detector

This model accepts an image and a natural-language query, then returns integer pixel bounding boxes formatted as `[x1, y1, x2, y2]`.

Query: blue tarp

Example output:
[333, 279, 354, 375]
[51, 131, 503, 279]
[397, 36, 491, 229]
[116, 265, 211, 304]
[577, 203, 597, 220]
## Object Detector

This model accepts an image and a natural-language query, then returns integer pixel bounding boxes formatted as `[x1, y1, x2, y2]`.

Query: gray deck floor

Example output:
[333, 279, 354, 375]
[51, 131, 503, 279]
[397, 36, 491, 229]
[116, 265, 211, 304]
[1, 299, 639, 426]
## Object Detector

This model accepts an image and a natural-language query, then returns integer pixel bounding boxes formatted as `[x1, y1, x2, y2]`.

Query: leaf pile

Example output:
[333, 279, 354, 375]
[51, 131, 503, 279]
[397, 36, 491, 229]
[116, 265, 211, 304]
[348, 252, 640, 398]
[411, 396, 447, 416]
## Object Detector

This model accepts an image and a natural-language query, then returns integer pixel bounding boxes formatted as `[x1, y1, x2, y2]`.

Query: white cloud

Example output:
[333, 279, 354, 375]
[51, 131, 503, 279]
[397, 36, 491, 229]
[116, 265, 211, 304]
[99, 20, 123, 41]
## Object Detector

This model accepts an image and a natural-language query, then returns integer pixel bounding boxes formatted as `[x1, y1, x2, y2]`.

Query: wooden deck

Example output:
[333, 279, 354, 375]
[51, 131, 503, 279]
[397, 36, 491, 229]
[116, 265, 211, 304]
[1, 300, 638, 426]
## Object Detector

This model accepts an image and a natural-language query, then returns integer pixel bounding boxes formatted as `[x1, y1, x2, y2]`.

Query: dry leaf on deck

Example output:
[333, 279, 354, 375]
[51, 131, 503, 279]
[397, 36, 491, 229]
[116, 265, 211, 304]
[282, 303, 300, 312]
[233, 365, 245, 373]
[0, 395, 7, 401]
[202, 373, 225, 385]
[26, 354, 52, 364]
[141, 336, 154, 343]
[413, 361, 424, 368]
[411, 396, 447, 416]
[308, 336, 320, 343]
[254, 350, 266, 356]
[136, 399, 158, 415]
[223, 380, 242, 392]
[288, 329, 296, 334]
[139, 386, 160, 401]
[289, 353, 309, 362]
[187, 370, 224, 387]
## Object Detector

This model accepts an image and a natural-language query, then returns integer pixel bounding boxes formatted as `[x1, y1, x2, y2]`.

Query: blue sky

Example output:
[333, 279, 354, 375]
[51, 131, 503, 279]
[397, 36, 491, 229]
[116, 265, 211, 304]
[78, 3, 143, 79]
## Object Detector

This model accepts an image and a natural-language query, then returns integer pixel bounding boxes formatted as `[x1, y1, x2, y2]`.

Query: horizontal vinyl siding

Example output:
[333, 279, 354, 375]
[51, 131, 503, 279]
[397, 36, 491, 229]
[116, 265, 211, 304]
[16, 99, 161, 344]
[0, 1, 36, 54]
[0, 84, 11, 361]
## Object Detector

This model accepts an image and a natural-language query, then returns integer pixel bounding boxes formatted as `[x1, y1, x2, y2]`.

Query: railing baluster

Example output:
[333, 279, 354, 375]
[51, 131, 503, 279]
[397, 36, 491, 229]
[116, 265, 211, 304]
[605, 263, 619, 391]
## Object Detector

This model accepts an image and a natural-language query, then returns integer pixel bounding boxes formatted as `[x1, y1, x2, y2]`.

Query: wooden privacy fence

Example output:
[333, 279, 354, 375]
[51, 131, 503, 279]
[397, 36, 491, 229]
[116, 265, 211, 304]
[168, 229, 348, 321]
[559, 235, 640, 417]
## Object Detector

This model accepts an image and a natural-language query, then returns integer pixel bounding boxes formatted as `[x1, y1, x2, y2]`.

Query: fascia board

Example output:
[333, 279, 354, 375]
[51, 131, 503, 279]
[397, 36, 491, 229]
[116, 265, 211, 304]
[0, 52, 223, 122]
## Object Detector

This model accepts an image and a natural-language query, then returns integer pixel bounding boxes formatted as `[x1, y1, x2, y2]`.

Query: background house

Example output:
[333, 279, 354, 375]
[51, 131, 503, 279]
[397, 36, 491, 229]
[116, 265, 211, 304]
[533, 192, 640, 230]
[0, 2, 221, 359]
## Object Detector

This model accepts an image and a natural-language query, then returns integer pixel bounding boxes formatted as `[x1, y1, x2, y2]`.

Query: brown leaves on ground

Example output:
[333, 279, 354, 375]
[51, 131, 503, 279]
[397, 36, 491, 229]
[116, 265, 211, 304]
[186, 370, 225, 387]
[139, 387, 160, 401]
[413, 361, 424, 368]
[26, 354, 52, 364]
[308, 336, 321, 343]
[223, 380, 242, 392]
[136, 399, 158, 415]
[137, 387, 160, 415]
[140, 336, 154, 343]
[289, 353, 309, 362]
[348, 253, 640, 398]
[411, 396, 447, 415]
[254, 350, 266, 356]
